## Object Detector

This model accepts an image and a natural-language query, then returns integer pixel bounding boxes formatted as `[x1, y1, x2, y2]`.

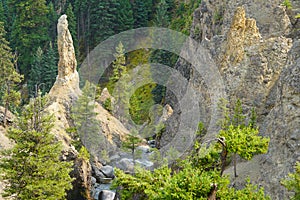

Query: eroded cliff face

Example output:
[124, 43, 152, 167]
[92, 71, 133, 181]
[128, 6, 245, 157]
[164, 1, 299, 199]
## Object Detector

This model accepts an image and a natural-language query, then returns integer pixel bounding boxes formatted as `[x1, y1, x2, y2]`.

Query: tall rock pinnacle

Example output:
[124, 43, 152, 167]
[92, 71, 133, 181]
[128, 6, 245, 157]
[49, 14, 80, 101]
[57, 14, 77, 79]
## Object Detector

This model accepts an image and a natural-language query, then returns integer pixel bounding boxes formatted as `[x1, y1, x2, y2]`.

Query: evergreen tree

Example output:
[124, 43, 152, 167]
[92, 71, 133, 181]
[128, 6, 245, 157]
[47, 2, 58, 44]
[28, 47, 44, 97]
[132, 0, 152, 28]
[71, 81, 104, 155]
[43, 42, 58, 93]
[154, 0, 170, 27]
[115, 0, 134, 33]
[0, 95, 73, 199]
[122, 130, 142, 167]
[0, 21, 23, 126]
[9, 0, 50, 78]
[217, 99, 270, 177]
[65, 3, 78, 57]
[28, 43, 57, 97]
[89, 0, 119, 45]
[109, 41, 126, 88]
[0, 1, 6, 25]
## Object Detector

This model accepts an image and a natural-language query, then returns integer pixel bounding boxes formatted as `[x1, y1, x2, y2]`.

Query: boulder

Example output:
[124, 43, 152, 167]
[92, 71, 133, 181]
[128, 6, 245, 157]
[98, 190, 116, 200]
[100, 165, 115, 179]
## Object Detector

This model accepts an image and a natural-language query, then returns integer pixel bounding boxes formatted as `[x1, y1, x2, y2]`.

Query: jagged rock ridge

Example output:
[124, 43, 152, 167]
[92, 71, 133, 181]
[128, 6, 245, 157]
[163, 1, 299, 199]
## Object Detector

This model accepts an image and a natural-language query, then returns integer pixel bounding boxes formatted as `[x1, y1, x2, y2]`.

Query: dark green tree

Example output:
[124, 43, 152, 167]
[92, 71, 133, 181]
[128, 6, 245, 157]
[89, 0, 119, 45]
[28, 47, 44, 97]
[0, 95, 73, 199]
[9, 0, 50, 78]
[132, 0, 152, 28]
[0, 21, 23, 126]
[0, 1, 6, 25]
[115, 0, 134, 33]
[154, 0, 170, 27]
[47, 2, 58, 43]
[28, 43, 57, 97]
[65, 3, 78, 57]
[43, 42, 58, 93]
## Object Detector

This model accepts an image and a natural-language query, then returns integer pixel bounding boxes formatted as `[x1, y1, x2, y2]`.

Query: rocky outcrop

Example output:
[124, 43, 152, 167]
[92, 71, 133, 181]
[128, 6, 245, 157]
[45, 14, 130, 199]
[49, 14, 80, 103]
[163, 1, 299, 199]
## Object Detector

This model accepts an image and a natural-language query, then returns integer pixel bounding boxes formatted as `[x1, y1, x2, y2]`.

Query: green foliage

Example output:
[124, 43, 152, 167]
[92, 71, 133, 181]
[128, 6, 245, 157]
[219, 125, 269, 160]
[112, 159, 270, 200]
[108, 41, 127, 90]
[0, 95, 73, 199]
[122, 131, 143, 165]
[217, 98, 270, 177]
[65, 3, 78, 57]
[282, 0, 292, 9]
[9, 0, 50, 78]
[116, 0, 134, 33]
[169, 0, 201, 35]
[0, 21, 23, 126]
[132, 0, 152, 28]
[103, 98, 112, 112]
[154, 0, 170, 27]
[78, 146, 90, 161]
[28, 43, 58, 97]
[71, 81, 104, 155]
[249, 107, 257, 128]
[47, 2, 58, 43]
[282, 162, 300, 200]
[218, 178, 270, 200]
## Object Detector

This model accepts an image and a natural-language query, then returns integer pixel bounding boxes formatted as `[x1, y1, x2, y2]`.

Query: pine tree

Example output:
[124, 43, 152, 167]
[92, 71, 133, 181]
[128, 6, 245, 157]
[132, 0, 151, 28]
[89, 0, 119, 45]
[122, 130, 143, 167]
[109, 41, 126, 87]
[28, 43, 58, 97]
[154, 0, 170, 27]
[0, 21, 23, 126]
[0, 1, 6, 25]
[218, 99, 270, 177]
[43, 42, 58, 93]
[47, 2, 58, 44]
[71, 81, 104, 155]
[116, 0, 134, 33]
[9, 0, 50, 78]
[65, 3, 78, 57]
[0, 95, 73, 199]
[28, 47, 44, 97]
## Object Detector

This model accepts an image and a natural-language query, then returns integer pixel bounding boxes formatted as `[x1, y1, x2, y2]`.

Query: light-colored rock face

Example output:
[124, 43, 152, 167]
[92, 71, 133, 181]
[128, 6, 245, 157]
[222, 7, 261, 70]
[57, 14, 77, 79]
[164, 1, 299, 199]
[49, 15, 80, 102]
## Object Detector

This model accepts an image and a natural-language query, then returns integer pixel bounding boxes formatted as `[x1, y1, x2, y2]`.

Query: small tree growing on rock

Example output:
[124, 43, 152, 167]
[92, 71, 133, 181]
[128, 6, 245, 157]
[218, 98, 270, 177]
[122, 130, 143, 167]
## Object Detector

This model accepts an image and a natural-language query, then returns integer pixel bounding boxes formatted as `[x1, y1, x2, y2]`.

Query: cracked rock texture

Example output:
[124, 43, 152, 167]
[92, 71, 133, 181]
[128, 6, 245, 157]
[164, 1, 299, 199]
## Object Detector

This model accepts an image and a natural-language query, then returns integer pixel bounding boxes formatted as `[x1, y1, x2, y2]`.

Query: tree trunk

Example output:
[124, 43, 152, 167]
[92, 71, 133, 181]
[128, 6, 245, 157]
[233, 153, 238, 177]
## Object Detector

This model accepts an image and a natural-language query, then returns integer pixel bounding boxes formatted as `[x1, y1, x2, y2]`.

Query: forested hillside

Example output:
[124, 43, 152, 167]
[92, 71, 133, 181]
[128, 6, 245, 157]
[0, 0, 299, 200]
